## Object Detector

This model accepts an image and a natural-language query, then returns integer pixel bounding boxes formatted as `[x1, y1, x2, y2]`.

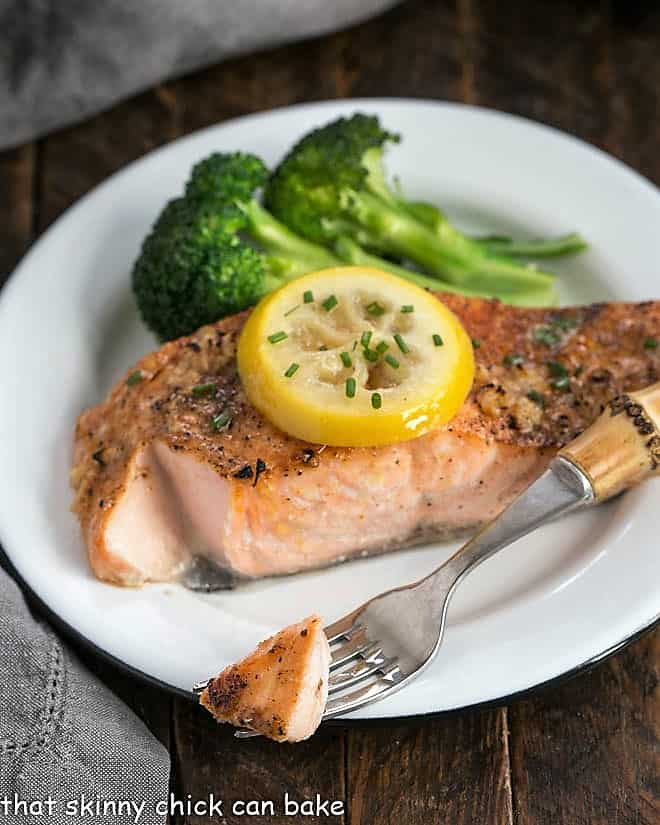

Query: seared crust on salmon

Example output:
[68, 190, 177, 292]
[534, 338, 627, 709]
[71, 295, 660, 585]
[199, 615, 330, 742]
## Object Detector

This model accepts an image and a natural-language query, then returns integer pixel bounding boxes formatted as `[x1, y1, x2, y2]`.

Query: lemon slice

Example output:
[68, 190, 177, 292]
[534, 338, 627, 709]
[237, 267, 474, 447]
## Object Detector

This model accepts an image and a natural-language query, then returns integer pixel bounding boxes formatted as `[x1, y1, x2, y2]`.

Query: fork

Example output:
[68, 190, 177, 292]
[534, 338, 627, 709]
[224, 382, 660, 736]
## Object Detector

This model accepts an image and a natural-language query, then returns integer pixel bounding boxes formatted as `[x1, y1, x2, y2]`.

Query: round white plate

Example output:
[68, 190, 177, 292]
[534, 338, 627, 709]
[1, 100, 659, 720]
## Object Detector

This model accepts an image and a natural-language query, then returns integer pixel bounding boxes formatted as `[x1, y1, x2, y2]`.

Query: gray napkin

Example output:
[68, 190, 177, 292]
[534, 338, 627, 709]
[0, 0, 398, 150]
[0, 566, 170, 824]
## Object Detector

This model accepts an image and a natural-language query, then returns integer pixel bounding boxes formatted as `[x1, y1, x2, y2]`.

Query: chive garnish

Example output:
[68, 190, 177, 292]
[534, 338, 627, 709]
[284, 304, 300, 317]
[527, 389, 546, 408]
[192, 382, 216, 397]
[284, 362, 300, 378]
[375, 340, 389, 354]
[393, 333, 409, 354]
[303, 290, 314, 303]
[367, 301, 385, 317]
[472, 338, 481, 349]
[319, 345, 328, 351]
[551, 375, 570, 391]
[385, 354, 400, 369]
[126, 370, 142, 387]
[371, 393, 382, 410]
[322, 294, 338, 312]
[268, 331, 287, 344]
[346, 377, 357, 398]
[546, 360, 568, 378]
[212, 411, 232, 430]
[363, 348, 379, 362]
[401, 305, 414, 313]
[546, 361, 570, 390]
[360, 330, 372, 348]
[533, 325, 561, 347]
[644, 336, 658, 349]
[340, 352, 352, 368]
[504, 353, 524, 366]
[433, 334, 444, 347]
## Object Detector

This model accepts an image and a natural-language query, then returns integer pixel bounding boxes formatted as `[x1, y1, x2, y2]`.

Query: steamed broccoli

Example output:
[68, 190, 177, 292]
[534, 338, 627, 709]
[264, 114, 559, 294]
[132, 153, 339, 341]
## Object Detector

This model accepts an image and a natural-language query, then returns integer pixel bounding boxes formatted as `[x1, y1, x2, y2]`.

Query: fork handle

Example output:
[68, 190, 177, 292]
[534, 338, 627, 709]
[558, 382, 660, 502]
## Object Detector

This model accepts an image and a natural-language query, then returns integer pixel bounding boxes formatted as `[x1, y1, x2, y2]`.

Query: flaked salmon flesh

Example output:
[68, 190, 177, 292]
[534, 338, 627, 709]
[71, 295, 660, 586]
[199, 614, 330, 742]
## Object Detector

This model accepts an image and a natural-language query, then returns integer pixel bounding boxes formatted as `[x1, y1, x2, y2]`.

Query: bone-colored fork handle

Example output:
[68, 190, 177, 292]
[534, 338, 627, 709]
[559, 381, 660, 502]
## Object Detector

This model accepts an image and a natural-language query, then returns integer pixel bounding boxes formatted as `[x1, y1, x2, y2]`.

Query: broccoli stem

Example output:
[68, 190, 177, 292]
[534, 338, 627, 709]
[334, 236, 557, 307]
[242, 200, 339, 271]
[342, 189, 555, 293]
[474, 232, 588, 258]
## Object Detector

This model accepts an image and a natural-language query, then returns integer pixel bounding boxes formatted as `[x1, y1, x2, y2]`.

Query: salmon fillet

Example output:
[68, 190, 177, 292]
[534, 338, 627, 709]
[71, 295, 660, 586]
[199, 614, 330, 741]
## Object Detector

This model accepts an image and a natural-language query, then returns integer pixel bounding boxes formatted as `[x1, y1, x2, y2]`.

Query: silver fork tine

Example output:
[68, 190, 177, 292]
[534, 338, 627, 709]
[328, 656, 398, 694]
[329, 629, 375, 668]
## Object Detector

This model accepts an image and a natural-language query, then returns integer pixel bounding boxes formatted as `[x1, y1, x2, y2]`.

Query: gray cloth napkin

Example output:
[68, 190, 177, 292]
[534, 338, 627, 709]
[0, 566, 170, 824]
[0, 0, 398, 150]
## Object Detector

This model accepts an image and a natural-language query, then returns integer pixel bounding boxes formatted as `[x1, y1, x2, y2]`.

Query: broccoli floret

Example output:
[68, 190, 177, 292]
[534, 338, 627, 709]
[132, 153, 339, 341]
[186, 152, 269, 205]
[265, 113, 556, 295]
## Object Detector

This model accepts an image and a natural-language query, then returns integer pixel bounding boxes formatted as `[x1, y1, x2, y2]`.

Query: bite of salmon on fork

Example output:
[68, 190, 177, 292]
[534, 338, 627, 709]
[195, 615, 330, 742]
[70, 294, 660, 587]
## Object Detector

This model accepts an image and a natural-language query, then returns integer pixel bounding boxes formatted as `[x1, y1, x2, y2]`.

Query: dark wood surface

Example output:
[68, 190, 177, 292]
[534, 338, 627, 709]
[1, 1, 658, 823]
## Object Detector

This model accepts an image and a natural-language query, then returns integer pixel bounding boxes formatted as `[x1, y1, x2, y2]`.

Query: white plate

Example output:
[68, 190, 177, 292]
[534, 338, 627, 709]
[1, 100, 659, 720]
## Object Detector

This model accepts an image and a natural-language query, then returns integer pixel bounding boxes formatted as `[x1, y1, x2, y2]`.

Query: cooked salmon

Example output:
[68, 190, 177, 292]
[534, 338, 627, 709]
[71, 295, 660, 586]
[198, 614, 330, 741]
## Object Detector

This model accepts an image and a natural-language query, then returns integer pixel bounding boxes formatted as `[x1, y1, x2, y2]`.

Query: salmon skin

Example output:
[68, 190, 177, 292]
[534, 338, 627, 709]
[71, 295, 660, 587]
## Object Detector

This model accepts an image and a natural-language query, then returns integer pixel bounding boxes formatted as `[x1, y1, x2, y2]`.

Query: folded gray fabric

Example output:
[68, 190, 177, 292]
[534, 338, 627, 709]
[0, 566, 170, 824]
[0, 0, 398, 150]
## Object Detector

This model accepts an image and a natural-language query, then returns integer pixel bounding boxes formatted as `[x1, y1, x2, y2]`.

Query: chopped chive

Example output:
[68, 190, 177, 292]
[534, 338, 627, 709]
[360, 330, 372, 348]
[284, 362, 300, 378]
[268, 331, 288, 344]
[574, 365, 583, 376]
[551, 375, 570, 391]
[352, 340, 358, 351]
[644, 336, 658, 349]
[363, 348, 379, 362]
[303, 290, 314, 303]
[527, 389, 546, 408]
[401, 305, 414, 313]
[371, 392, 382, 410]
[385, 354, 400, 369]
[432, 334, 444, 347]
[346, 377, 357, 398]
[192, 382, 216, 397]
[212, 411, 232, 430]
[503, 352, 524, 366]
[126, 370, 142, 387]
[340, 351, 352, 368]
[472, 338, 481, 349]
[375, 340, 389, 354]
[322, 294, 338, 312]
[533, 325, 561, 347]
[366, 301, 385, 317]
[319, 345, 328, 352]
[284, 304, 300, 317]
[393, 333, 409, 354]
[546, 360, 568, 378]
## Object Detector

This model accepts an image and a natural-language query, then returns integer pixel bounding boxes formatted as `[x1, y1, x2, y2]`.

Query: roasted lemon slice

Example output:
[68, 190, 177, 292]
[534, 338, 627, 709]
[237, 267, 474, 447]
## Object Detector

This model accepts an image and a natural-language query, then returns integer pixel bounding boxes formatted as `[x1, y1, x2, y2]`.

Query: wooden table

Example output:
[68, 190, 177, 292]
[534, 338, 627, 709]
[1, 1, 658, 822]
